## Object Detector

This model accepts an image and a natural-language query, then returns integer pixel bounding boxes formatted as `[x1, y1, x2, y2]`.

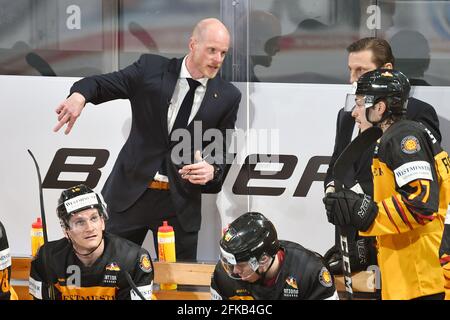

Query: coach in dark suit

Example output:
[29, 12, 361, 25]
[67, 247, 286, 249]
[53, 18, 241, 261]
[323, 37, 441, 274]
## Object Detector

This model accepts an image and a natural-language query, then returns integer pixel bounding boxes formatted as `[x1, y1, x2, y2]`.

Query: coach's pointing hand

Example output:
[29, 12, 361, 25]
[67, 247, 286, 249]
[53, 92, 86, 135]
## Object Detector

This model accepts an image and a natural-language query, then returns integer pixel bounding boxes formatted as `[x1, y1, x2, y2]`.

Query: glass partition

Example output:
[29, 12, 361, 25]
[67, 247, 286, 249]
[118, 0, 221, 68]
[0, 0, 116, 77]
[1, 0, 449, 85]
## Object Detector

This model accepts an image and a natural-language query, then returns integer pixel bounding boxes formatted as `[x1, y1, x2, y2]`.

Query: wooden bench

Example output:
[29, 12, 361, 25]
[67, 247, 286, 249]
[10, 257, 215, 300]
[11, 257, 376, 300]
[153, 261, 214, 300]
[334, 271, 379, 299]
[10, 257, 32, 300]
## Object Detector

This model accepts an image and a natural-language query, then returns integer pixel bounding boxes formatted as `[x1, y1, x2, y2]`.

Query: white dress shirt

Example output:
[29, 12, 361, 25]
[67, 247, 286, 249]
[154, 55, 209, 182]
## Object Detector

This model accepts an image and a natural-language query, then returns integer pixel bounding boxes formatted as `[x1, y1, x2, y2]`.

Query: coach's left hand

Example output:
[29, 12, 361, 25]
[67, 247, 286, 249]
[179, 151, 214, 185]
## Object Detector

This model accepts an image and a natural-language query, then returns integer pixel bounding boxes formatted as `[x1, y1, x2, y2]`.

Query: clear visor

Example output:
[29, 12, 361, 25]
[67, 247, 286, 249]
[344, 94, 375, 112]
[67, 211, 103, 232]
[220, 254, 260, 280]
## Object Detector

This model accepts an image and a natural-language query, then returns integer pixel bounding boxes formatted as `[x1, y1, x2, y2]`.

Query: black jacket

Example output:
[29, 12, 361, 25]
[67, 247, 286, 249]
[71, 54, 241, 232]
[0, 221, 11, 300]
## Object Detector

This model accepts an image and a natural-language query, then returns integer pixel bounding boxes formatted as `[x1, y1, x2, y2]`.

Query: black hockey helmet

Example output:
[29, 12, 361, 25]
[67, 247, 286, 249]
[56, 184, 108, 229]
[220, 212, 280, 264]
[355, 68, 410, 116]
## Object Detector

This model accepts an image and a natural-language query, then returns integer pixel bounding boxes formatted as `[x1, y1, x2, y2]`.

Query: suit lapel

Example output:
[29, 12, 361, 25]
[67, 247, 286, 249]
[160, 57, 183, 142]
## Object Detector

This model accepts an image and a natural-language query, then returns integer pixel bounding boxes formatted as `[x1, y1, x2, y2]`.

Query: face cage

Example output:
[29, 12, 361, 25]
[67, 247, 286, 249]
[220, 254, 260, 280]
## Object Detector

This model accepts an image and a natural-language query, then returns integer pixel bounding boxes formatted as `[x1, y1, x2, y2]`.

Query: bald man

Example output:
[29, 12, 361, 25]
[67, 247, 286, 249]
[53, 18, 241, 260]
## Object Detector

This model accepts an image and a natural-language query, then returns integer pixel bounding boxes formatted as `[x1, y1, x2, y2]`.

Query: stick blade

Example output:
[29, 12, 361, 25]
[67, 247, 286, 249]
[333, 126, 382, 185]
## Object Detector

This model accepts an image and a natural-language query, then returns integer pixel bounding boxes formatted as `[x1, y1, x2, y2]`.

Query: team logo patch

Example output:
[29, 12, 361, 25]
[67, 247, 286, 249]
[105, 262, 120, 272]
[319, 267, 333, 288]
[285, 276, 298, 289]
[224, 231, 233, 242]
[283, 275, 299, 298]
[139, 254, 152, 273]
[401, 136, 421, 154]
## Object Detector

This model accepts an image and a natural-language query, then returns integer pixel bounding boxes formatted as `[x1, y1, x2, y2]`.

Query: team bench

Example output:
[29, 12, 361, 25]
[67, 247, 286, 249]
[10, 257, 377, 300]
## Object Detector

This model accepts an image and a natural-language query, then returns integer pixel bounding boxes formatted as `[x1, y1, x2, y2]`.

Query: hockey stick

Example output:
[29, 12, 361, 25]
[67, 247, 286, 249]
[27, 149, 56, 299]
[124, 271, 148, 300]
[25, 52, 57, 76]
[27, 150, 49, 243]
[129, 22, 158, 51]
[333, 126, 383, 182]
[332, 126, 382, 299]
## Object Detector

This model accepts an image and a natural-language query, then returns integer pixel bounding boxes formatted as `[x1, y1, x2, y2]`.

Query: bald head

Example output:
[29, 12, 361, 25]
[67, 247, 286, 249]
[192, 18, 230, 43]
[187, 18, 230, 79]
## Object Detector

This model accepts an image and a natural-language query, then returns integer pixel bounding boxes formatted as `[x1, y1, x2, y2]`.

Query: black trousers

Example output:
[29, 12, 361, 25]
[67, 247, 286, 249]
[105, 188, 198, 261]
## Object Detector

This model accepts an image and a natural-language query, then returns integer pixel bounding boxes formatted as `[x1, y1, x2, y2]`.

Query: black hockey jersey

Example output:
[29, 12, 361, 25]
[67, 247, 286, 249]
[29, 232, 154, 300]
[210, 241, 338, 300]
[0, 221, 11, 300]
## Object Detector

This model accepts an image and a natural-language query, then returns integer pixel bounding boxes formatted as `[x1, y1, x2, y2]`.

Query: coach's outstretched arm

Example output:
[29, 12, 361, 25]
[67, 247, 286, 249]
[53, 92, 86, 135]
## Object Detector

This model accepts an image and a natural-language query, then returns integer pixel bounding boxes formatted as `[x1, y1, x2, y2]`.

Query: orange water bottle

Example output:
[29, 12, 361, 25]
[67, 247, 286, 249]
[31, 218, 44, 257]
[157, 221, 177, 290]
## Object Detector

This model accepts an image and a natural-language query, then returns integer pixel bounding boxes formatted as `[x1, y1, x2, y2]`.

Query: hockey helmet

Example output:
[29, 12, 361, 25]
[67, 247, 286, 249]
[57, 184, 108, 229]
[220, 212, 280, 269]
[345, 68, 410, 117]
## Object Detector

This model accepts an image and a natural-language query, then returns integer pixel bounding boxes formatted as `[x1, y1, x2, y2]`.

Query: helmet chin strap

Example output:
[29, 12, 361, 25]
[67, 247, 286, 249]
[365, 107, 379, 126]
[254, 255, 277, 284]
[365, 106, 390, 127]
[67, 230, 104, 257]
[365, 96, 400, 128]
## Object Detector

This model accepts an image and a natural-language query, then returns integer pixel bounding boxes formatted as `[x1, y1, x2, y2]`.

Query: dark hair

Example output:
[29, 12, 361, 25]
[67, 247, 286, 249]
[346, 37, 395, 68]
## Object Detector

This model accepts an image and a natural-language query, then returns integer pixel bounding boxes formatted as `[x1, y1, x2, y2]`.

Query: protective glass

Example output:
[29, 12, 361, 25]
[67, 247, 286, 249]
[344, 94, 375, 112]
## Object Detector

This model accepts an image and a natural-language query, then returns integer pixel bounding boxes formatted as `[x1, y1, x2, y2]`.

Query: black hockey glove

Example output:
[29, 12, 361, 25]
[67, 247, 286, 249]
[323, 189, 378, 232]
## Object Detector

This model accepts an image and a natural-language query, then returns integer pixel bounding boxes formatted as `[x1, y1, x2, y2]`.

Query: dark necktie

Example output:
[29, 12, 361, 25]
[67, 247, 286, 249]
[171, 78, 201, 133]
[159, 78, 201, 176]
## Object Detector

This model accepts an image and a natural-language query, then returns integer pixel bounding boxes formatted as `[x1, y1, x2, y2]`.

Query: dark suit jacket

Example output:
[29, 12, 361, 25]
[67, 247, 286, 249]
[70, 54, 241, 232]
[324, 97, 441, 195]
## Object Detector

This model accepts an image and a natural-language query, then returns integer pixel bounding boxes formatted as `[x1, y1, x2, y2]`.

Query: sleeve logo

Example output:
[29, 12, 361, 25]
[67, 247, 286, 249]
[319, 267, 333, 287]
[139, 254, 153, 273]
[401, 135, 421, 154]
[394, 161, 433, 187]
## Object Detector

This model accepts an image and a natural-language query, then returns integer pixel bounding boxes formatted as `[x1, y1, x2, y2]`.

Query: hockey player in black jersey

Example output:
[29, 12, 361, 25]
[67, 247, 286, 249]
[324, 69, 450, 299]
[29, 184, 154, 300]
[210, 212, 338, 300]
[0, 220, 15, 300]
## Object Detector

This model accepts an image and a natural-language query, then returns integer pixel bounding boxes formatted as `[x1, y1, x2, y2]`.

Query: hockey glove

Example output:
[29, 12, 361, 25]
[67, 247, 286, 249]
[323, 189, 378, 232]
